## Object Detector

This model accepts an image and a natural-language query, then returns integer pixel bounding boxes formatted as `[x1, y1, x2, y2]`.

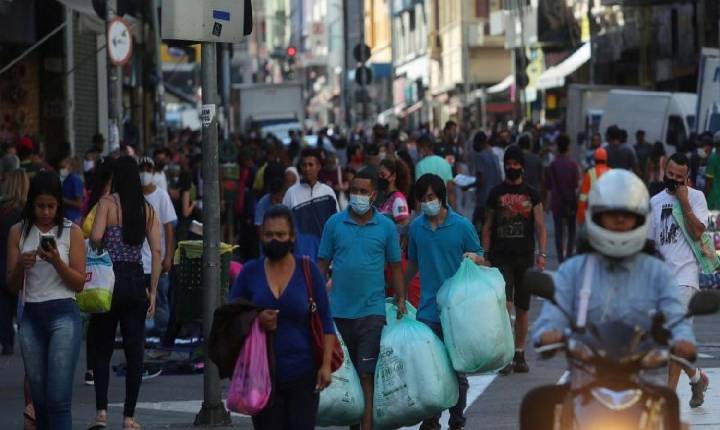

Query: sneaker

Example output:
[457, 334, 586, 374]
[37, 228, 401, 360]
[513, 351, 529, 373]
[142, 368, 163, 380]
[84, 371, 94, 386]
[689, 370, 709, 408]
[498, 362, 513, 376]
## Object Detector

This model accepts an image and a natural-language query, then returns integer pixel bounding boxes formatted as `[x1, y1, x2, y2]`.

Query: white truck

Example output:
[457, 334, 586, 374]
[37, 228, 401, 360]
[231, 82, 305, 141]
[696, 48, 720, 135]
[599, 90, 697, 153]
[565, 84, 617, 150]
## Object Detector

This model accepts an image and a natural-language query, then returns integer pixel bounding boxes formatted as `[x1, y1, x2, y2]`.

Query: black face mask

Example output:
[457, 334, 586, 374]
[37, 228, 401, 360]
[664, 175, 681, 192]
[505, 167, 523, 181]
[378, 177, 389, 191]
[263, 240, 293, 261]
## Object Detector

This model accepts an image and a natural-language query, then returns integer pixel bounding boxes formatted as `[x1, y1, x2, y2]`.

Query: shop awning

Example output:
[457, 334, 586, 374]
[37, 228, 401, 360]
[55, 0, 96, 15]
[487, 75, 514, 94]
[537, 43, 591, 90]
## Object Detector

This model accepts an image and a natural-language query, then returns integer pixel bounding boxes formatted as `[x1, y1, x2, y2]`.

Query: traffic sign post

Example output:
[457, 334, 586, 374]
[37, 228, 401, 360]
[107, 17, 133, 66]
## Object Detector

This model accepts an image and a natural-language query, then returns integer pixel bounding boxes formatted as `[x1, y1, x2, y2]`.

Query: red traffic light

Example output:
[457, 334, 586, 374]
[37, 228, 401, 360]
[287, 46, 297, 57]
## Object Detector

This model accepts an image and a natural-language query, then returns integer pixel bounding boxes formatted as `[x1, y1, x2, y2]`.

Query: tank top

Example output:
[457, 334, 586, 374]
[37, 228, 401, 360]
[103, 225, 142, 263]
[21, 219, 75, 303]
[102, 196, 143, 263]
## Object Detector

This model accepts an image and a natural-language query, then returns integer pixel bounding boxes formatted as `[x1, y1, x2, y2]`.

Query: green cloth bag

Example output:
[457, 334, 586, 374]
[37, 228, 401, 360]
[672, 202, 720, 275]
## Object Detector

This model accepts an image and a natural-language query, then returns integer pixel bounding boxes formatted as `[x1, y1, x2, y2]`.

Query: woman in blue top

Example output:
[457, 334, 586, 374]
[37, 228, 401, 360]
[230, 204, 336, 430]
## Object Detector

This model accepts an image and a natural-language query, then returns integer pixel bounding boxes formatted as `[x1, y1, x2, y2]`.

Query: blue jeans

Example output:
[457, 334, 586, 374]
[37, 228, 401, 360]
[19, 299, 82, 430]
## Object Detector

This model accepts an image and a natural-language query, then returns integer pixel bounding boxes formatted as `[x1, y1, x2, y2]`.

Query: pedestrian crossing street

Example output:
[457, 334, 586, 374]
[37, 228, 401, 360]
[118, 368, 720, 428]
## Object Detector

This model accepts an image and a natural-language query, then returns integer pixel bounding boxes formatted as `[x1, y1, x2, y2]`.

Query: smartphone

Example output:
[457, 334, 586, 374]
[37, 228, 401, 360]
[39, 234, 57, 252]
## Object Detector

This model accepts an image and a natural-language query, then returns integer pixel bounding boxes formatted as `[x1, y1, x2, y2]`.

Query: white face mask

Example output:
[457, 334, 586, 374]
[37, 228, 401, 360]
[140, 172, 154, 186]
[83, 160, 95, 172]
[59, 168, 69, 179]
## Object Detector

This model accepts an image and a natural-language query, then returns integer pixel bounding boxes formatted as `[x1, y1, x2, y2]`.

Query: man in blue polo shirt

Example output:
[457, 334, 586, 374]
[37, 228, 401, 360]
[405, 173, 484, 430]
[318, 169, 405, 430]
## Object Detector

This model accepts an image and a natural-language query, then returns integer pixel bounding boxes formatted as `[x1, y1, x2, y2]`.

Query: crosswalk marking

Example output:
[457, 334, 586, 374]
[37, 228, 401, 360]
[403, 374, 496, 430]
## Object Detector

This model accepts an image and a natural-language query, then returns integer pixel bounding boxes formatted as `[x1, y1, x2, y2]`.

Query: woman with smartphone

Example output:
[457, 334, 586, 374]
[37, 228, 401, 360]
[89, 156, 161, 430]
[6, 171, 87, 430]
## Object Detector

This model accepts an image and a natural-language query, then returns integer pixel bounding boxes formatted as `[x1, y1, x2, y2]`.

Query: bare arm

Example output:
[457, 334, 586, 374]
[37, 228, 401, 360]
[678, 186, 705, 241]
[90, 197, 110, 249]
[47, 225, 86, 292]
[317, 258, 330, 279]
[63, 196, 83, 210]
[447, 181, 457, 209]
[390, 261, 405, 303]
[146, 206, 162, 310]
[163, 222, 175, 273]
[403, 260, 419, 288]
[181, 190, 195, 218]
[482, 208, 494, 254]
[533, 204, 547, 270]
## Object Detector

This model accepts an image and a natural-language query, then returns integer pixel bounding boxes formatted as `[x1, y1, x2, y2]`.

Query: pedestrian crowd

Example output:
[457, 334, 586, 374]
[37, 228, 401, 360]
[0, 119, 719, 430]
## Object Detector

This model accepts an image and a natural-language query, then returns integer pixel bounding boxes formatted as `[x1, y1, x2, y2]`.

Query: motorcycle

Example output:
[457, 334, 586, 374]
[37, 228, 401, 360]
[519, 271, 720, 430]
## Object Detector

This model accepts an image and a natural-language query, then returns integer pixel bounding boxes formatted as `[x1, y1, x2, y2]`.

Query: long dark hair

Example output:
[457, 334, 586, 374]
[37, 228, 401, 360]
[380, 158, 411, 199]
[111, 156, 148, 246]
[22, 171, 65, 239]
[85, 157, 114, 217]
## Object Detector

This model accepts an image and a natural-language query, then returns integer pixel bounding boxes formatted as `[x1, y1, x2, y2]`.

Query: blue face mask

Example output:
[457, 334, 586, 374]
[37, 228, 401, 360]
[421, 199, 441, 217]
[349, 194, 372, 215]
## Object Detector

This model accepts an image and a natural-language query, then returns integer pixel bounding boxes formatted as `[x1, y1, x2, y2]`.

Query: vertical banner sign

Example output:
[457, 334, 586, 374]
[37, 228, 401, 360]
[201, 104, 216, 128]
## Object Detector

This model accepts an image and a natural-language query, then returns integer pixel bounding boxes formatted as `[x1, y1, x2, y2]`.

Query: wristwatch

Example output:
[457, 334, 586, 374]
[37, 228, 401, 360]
[537, 252, 547, 258]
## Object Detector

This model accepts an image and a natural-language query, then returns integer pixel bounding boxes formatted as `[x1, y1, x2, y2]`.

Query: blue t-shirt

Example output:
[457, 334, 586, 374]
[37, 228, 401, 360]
[229, 257, 335, 383]
[318, 208, 401, 319]
[62, 173, 84, 223]
[408, 209, 483, 323]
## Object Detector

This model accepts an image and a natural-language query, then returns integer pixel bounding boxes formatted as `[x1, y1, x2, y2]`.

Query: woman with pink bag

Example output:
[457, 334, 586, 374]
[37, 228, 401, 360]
[229, 204, 336, 430]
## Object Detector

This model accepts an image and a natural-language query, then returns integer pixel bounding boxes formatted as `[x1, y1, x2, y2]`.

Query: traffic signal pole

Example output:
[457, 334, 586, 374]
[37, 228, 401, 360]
[194, 41, 231, 427]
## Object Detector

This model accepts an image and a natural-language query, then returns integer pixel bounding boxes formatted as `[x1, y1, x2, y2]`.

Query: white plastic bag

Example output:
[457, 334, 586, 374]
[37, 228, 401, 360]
[77, 241, 115, 313]
[437, 258, 513, 373]
[373, 318, 458, 430]
[317, 330, 365, 427]
[384, 297, 417, 326]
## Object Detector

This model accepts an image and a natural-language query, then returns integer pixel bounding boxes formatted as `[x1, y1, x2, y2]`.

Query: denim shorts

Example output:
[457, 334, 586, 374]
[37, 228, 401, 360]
[334, 315, 386, 375]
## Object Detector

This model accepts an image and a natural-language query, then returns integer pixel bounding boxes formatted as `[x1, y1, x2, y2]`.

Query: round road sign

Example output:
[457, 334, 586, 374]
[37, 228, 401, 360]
[107, 17, 133, 66]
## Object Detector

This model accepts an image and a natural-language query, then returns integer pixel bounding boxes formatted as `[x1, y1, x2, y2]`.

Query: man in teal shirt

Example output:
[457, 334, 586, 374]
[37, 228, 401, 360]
[405, 173, 484, 430]
[318, 169, 405, 430]
[415, 135, 457, 208]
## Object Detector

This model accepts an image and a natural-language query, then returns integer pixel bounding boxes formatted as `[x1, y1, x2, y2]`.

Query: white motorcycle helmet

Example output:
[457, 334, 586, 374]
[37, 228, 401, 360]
[585, 169, 650, 258]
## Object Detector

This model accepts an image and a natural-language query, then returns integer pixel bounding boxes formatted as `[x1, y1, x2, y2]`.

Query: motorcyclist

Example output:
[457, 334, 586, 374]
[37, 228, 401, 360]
[527, 170, 696, 428]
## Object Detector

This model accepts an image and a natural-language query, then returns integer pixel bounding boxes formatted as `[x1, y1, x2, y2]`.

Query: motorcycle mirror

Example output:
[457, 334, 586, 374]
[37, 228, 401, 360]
[688, 291, 720, 316]
[526, 271, 556, 303]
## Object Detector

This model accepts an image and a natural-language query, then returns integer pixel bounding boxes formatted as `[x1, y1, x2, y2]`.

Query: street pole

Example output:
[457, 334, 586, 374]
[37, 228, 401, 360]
[342, 0, 351, 127]
[221, 43, 232, 141]
[152, 0, 168, 148]
[462, 17, 471, 125]
[64, 6, 76, 155]
[359, 2, 368, 122]
[194, 41, 230, 427]
[107, 0, 123, 151]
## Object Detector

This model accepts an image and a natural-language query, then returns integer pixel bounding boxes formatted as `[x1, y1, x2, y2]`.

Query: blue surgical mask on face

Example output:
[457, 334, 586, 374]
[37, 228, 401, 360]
[349, 194, 372, 215]
[421, 199, 441, 217]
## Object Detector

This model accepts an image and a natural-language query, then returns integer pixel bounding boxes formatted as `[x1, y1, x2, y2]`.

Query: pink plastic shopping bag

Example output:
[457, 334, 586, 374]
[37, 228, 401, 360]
[226, 318, 272, 415]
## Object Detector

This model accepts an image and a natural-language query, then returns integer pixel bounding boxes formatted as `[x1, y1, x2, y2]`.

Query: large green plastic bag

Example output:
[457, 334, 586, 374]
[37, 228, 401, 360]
[436, 258, 513, 373]
[373, 318, 459, 429]
[384, 297, 417, 325]
[317, 330, 364, 427]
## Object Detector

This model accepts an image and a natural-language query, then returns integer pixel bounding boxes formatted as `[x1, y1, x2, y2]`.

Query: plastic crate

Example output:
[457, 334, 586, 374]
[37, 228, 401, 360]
[172, 241, 232, 325]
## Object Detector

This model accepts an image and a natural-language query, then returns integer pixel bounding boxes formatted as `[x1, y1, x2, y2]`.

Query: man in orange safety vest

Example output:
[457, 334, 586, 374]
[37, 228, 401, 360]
[577, 147, 610, 224]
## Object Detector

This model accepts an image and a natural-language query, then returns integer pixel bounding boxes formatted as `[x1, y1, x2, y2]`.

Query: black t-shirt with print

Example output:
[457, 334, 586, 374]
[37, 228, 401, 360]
[486, 182, 541, 259]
